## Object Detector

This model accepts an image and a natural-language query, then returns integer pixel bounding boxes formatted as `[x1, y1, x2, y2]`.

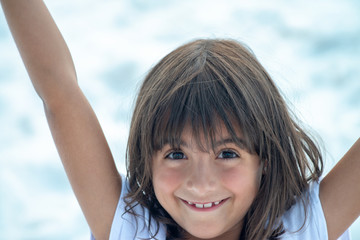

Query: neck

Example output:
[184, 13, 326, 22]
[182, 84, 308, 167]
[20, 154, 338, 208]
[185, 221, 243, 240]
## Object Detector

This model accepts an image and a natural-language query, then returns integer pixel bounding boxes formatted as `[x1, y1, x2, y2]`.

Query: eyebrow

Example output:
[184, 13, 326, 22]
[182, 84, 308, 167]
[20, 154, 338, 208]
[171, 137, 247, 150]
[214, 138, 247, 149]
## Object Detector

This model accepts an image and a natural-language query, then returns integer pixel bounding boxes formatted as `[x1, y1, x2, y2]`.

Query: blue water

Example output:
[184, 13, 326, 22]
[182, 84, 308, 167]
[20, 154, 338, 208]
[1, 0, 359, 239]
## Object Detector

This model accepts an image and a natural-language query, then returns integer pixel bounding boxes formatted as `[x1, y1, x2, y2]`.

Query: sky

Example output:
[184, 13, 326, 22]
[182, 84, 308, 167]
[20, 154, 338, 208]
[0, 0, 359, 239]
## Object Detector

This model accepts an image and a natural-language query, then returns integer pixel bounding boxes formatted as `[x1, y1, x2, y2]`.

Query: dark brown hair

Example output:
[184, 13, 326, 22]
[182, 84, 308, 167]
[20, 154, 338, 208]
[125, 39, 323, 240]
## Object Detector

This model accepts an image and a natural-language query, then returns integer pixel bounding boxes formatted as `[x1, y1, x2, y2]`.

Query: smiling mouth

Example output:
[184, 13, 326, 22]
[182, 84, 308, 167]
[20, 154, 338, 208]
[181, 199, 227, 209]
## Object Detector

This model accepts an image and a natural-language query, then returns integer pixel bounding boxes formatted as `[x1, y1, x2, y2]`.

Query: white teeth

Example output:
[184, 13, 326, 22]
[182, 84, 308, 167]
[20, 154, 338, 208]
[203, 203, 212, 208]
[195, 203, 204, 208]
[185, 200, 223, 208]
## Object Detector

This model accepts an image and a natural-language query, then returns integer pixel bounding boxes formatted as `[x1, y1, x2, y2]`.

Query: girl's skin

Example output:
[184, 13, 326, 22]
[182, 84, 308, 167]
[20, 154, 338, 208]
[1, 1, 359, 239]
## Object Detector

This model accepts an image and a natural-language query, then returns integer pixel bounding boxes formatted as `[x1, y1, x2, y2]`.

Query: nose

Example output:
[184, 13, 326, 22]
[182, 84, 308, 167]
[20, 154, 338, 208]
[186, 154, 217, 195]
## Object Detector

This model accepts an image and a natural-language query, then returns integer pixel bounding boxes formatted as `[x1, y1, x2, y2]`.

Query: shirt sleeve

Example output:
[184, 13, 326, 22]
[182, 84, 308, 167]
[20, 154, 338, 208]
[108, 175, 166, 240]
[90, 175, 132, 240]
[90, 174, 166, 240]
[281, 180, 351, 240]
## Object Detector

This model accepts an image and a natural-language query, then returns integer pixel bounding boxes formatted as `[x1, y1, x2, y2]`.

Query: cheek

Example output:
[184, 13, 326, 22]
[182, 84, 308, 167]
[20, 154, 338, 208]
[221, 165, 261, 196]
[152, 163, 185, 196]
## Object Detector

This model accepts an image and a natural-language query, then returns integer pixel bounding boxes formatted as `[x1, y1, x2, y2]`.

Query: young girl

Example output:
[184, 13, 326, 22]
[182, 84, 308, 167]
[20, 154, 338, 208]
[2, 1, 359, 239]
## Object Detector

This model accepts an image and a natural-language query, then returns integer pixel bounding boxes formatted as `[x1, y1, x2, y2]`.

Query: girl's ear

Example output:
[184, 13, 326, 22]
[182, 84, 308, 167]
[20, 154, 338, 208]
[262, 159, 268, 175]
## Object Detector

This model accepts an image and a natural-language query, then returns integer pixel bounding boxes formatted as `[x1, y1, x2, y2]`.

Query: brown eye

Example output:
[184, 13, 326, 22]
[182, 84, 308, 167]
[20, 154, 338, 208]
[166, 151, 186, 160]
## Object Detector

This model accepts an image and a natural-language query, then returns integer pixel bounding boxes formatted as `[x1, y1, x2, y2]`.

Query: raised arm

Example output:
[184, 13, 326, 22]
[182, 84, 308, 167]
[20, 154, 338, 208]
[320, 138, 360, 239]
[1, 0, 121, 239]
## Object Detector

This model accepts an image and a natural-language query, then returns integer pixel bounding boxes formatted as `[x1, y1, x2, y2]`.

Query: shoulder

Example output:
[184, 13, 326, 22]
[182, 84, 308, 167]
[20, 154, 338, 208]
[107, 174, 166, 240]
[280, 180, 351, 240]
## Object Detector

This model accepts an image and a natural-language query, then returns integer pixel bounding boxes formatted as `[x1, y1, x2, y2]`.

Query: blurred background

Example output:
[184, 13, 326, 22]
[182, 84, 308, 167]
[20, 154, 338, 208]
[0, 0, 359, 239]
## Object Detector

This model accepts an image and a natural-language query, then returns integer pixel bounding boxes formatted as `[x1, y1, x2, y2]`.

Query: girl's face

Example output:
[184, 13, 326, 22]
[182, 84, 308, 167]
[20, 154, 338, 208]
[152, 123, 263, 239]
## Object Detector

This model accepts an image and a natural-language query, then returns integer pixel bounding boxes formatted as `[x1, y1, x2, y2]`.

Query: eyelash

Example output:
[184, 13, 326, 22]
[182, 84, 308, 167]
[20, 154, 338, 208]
[165, 151, 187, 160]
[217, 149, 240, 160]
[165, 149, 240, 160]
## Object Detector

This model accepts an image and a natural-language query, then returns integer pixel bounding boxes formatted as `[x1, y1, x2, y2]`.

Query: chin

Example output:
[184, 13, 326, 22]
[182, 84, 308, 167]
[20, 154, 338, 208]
[185, 226, 226, 239]
[188, 232, 220, 239]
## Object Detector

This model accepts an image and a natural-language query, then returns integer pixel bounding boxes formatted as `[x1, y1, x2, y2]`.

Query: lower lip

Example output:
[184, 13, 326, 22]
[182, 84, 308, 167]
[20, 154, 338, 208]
[181, 198, 228, 212]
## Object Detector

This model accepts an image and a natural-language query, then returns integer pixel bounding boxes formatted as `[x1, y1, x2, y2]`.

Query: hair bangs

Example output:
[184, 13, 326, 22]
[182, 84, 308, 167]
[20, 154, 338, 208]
[151, 63, 256, 154]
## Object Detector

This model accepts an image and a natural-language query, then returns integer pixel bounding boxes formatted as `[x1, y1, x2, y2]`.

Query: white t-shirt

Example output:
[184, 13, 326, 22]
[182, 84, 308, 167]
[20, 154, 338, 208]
[91, 175, 350, 240]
